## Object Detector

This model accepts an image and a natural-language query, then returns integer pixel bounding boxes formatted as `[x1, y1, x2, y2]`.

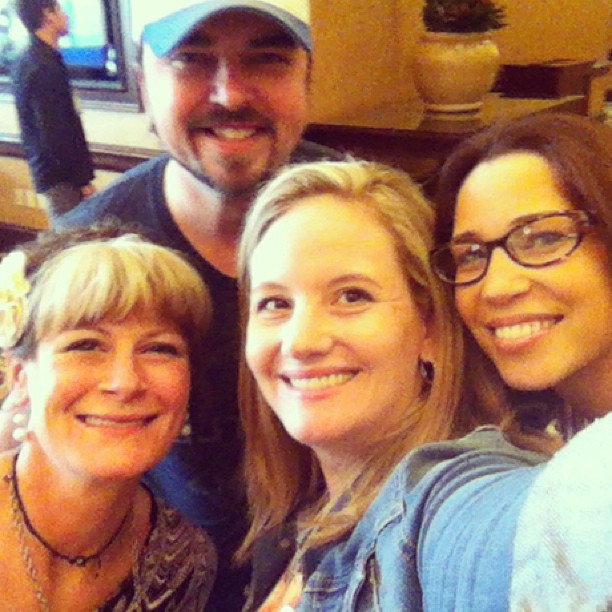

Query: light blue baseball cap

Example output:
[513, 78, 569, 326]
[137, 0, 312, 57]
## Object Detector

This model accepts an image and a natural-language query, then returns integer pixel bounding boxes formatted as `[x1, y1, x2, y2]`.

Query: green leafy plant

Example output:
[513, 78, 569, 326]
[423, 0, 507, 33]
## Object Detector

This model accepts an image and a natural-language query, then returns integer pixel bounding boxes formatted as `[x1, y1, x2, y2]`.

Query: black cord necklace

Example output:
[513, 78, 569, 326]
[7, 454, 131, 568]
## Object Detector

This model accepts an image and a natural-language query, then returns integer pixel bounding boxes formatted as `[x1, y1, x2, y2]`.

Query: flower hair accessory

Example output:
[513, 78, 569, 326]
[0, 251, 30, 349]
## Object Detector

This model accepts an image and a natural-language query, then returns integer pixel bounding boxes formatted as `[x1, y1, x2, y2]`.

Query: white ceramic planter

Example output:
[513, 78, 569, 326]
[413, 32, 501, 114]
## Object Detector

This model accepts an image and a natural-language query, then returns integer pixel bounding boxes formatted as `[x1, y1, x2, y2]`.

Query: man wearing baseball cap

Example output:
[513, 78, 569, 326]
[135, 0, 312, 56]
[59, 1, 340, 608]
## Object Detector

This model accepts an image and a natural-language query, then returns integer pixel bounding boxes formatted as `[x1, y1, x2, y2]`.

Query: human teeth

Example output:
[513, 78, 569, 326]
[494, 320, 555, 340]
[288, 373, 354, 390]
[212, 127, 256, 139]
[78, 416, 152, 427]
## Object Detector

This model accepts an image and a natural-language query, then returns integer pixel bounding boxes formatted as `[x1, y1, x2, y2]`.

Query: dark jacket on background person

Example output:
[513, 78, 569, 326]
[12, 35, 94, 193]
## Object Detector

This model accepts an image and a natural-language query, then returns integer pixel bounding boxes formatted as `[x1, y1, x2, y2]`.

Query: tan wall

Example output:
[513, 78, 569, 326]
[309, 0, 423, 121]
[495, 0, 610, 64]
[309, 0, 611, 120]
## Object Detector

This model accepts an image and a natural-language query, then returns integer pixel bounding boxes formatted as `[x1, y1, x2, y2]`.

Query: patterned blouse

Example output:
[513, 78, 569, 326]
[100, 495, 217, 611]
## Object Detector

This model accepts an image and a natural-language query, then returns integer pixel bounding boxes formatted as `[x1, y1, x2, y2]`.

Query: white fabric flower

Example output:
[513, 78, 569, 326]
[0, 251, 30, 349]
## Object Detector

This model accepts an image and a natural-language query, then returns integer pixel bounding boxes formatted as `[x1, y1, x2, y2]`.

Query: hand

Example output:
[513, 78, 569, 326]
[0, 388, 30, 451]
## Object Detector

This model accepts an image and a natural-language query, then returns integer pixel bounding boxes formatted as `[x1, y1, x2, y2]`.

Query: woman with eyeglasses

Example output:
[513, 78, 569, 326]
[429, 112, 612, 608]
[432, 112, 611, 446]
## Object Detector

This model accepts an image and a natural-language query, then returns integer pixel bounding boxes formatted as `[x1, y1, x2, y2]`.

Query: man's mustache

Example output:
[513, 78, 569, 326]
[187, 108, 273, 130]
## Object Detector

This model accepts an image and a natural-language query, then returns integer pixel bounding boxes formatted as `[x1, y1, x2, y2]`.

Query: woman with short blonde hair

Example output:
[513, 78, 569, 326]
[0, 226, 216, 610]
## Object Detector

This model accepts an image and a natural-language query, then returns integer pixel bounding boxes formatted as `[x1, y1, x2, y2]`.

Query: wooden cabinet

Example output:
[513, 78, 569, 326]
[0, 157, 48, 251]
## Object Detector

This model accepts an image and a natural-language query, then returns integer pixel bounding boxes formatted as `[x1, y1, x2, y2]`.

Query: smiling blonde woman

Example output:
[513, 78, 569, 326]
[0, 226, 216, 610]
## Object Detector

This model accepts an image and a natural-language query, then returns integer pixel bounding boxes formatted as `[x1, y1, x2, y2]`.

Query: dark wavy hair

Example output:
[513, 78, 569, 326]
[432, 112, 612, 453]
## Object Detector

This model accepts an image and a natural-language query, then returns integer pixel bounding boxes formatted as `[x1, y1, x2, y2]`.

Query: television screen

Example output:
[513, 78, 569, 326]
[0, 0, 138, 106]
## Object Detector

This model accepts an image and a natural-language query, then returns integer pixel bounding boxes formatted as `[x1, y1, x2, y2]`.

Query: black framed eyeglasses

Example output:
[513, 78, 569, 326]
[430, 211, 598, 286]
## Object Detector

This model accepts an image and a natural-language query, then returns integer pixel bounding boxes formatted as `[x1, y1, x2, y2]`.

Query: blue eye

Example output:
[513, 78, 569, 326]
[168, 52, 215, 75]
[337, 288, 374, 305]
[255, 297, 291, 313]
[452, 244, 487, 269]
[520, 230, 569, 252]
[145, 342, 183, 356]
[247, 52, 292, 66]
[63, 338, 100, 352]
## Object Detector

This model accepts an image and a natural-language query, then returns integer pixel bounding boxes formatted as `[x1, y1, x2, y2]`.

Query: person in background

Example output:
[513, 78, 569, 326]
[236, 159, 509, 609]
[12, 0, 95, 223]
[430, 112, 612, 608]
[56, 1, 339, 607]
[0, 227, 216, 610]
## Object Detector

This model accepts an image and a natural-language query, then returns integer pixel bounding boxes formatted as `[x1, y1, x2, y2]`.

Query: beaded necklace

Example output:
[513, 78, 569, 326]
[3, 454, 135, 610]
[7, 455, 130, 567]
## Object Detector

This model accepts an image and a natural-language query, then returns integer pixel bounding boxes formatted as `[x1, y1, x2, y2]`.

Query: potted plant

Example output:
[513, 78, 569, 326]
[413, 0, 507, 114]
[423, 0, 506, 34]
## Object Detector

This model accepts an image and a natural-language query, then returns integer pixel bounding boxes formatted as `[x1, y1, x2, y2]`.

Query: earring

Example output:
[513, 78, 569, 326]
[181, 413, 191, 438]
[12, 412, 28, 442]
[419, 359, 434, 386]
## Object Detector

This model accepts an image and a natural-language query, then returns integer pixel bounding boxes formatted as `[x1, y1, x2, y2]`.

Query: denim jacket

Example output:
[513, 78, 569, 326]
[249, 427, 546, 611]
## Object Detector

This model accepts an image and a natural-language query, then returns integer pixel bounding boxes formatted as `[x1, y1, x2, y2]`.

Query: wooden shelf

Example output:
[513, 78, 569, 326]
[0, 201, 48, 231]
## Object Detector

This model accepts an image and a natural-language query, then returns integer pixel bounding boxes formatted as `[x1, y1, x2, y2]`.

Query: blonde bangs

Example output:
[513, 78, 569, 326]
[26, 237, 210, 349]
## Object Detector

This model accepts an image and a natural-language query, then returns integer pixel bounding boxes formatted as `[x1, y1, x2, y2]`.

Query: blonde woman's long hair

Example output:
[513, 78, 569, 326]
[237, 160, 466, 561]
